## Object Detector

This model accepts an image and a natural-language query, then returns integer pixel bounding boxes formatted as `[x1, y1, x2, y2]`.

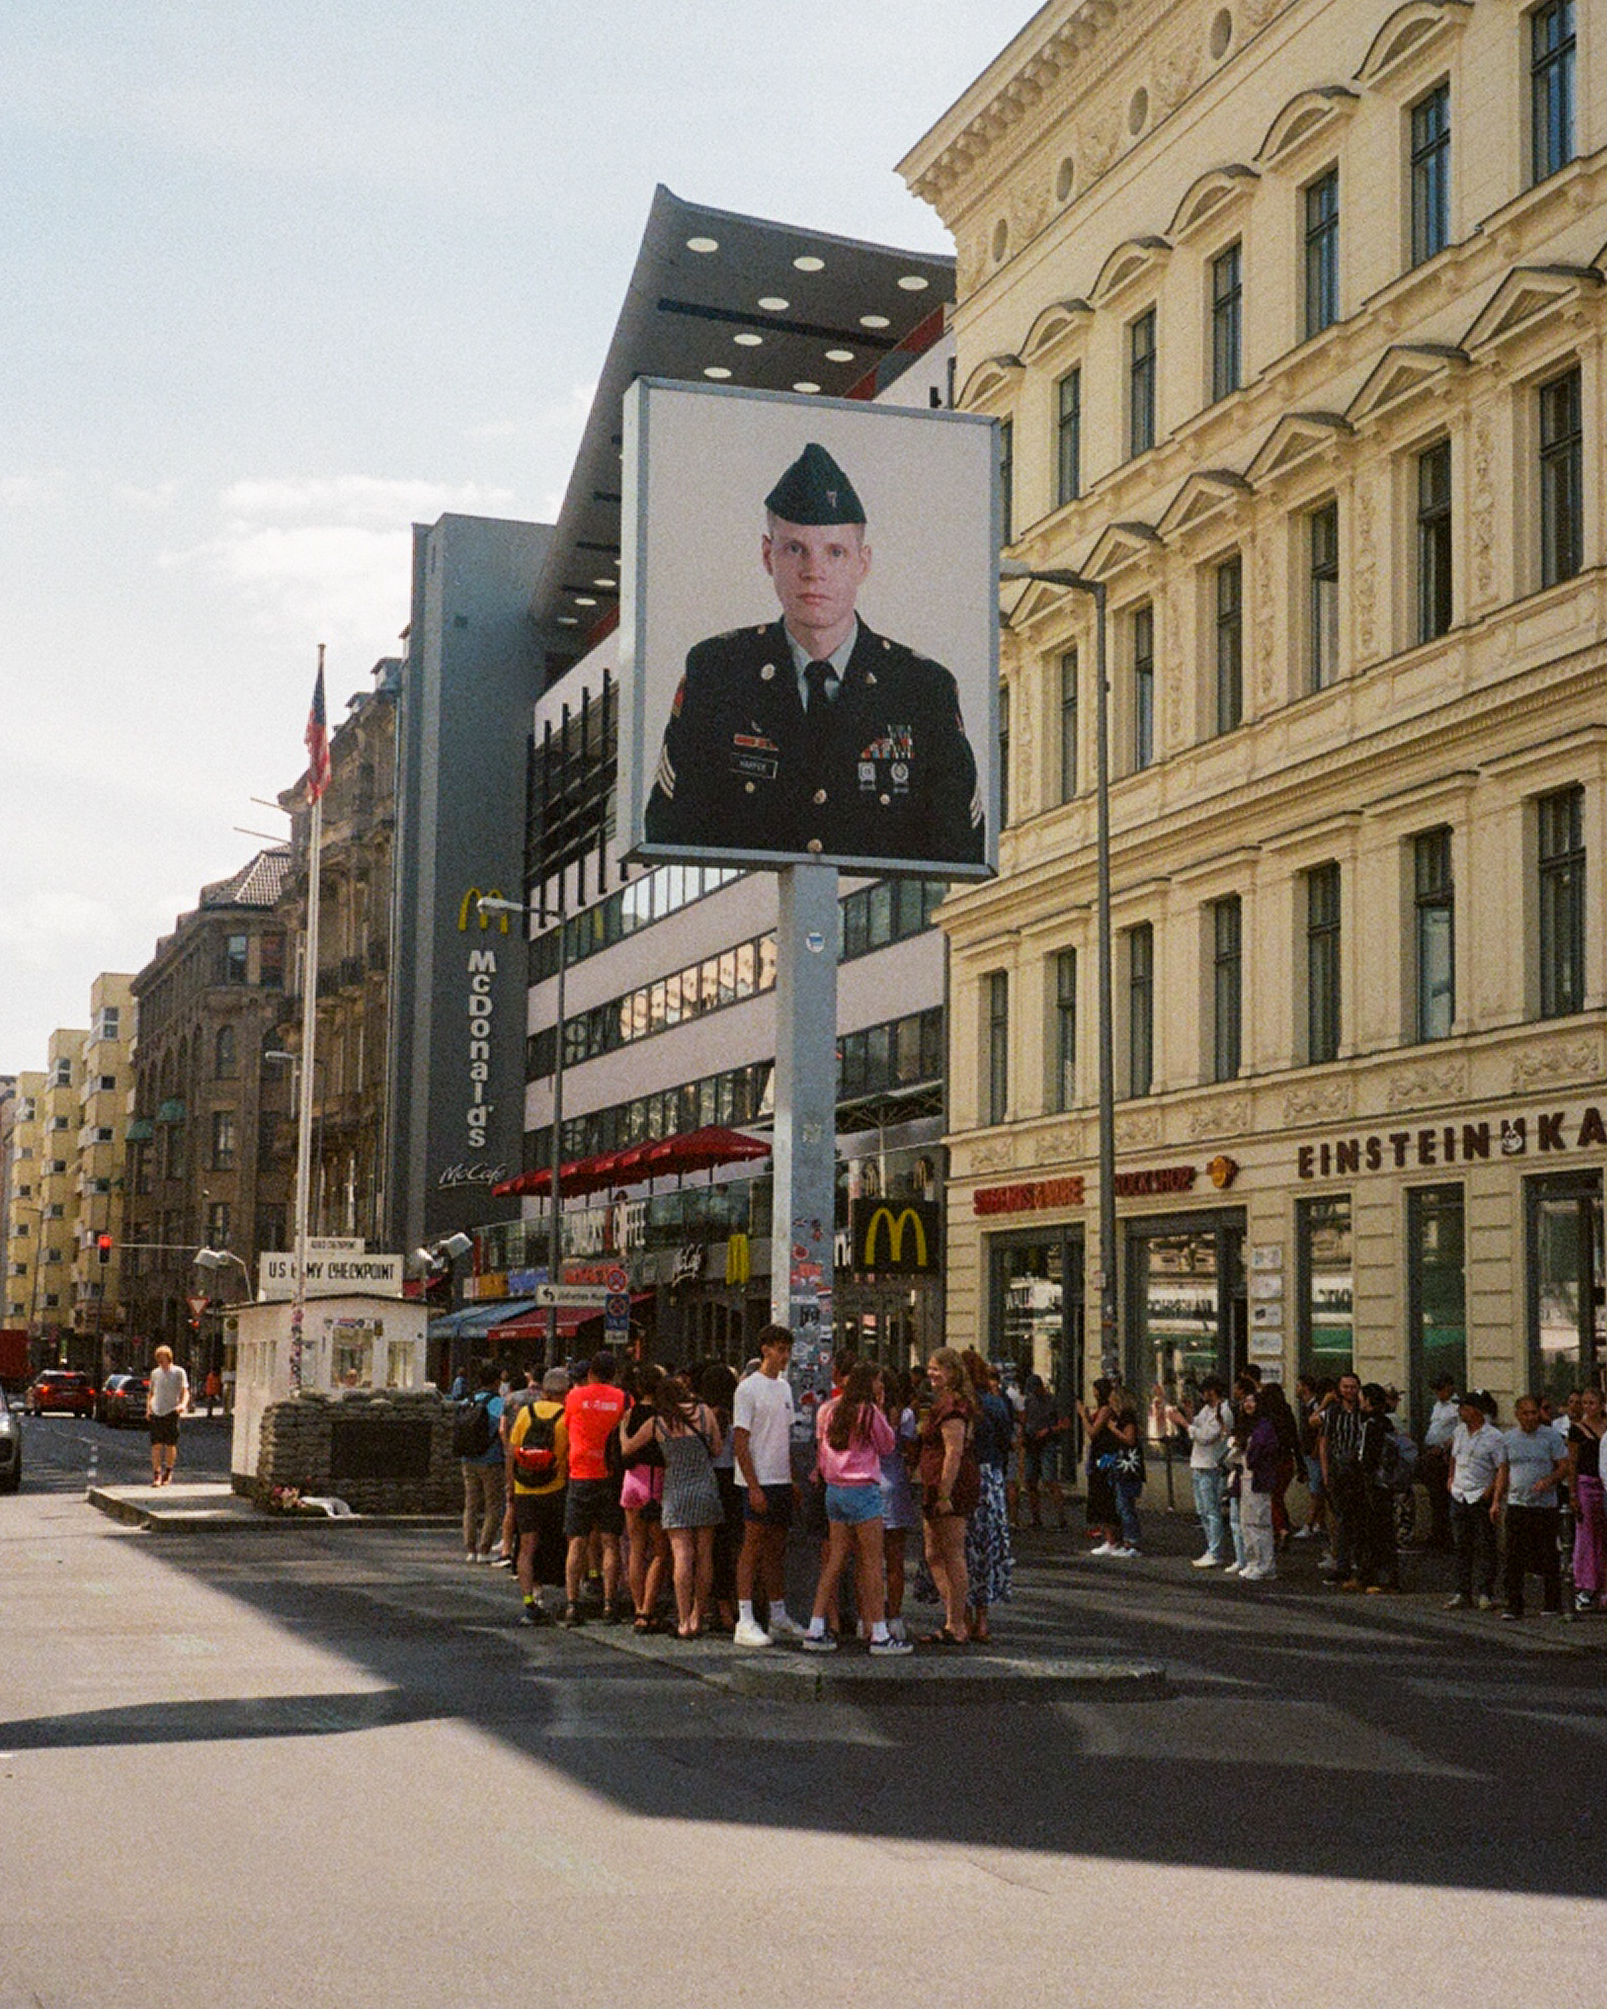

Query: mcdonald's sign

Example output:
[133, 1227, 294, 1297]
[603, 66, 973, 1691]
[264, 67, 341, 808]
[457, 887, 511, 933]
[850, 1199, 940, 1276]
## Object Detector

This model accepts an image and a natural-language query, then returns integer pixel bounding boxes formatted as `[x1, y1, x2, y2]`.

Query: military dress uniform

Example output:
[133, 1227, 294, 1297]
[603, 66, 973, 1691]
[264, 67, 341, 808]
[644, 617, 985, 867]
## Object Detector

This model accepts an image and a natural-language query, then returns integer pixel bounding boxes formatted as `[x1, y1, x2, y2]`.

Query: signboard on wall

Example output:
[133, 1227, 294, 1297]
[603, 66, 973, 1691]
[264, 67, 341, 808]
[617, 379, 998, 880]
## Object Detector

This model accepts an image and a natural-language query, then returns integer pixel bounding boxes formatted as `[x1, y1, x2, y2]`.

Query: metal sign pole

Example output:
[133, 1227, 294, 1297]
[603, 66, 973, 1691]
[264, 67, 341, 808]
[768, 865, 839, 1357]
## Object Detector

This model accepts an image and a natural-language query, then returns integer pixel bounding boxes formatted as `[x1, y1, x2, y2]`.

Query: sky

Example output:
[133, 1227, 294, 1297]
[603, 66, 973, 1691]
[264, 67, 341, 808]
[1, 0, 1036, 1074]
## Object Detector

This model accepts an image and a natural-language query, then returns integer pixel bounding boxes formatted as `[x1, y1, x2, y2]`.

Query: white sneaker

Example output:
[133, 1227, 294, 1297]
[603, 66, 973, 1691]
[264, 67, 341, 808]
[732, 1617, 773, 1648]
[1089, 1541, 1117, 1557]
[869, 1634, 914, 1657]
[464, 1550, 477, 1564]
[1110, 1546, 1140, 1558]
[1222, 1561, 1243, 1576]
[800, 1630, 838, 1653]
[888, 1616, 908, 1642]
[1292, 1525, 1316, 1540]
[1191, 1554, 1221, 1569]
[766, 1609, 806, 1640]
[1239, 1565, 1274, 1582]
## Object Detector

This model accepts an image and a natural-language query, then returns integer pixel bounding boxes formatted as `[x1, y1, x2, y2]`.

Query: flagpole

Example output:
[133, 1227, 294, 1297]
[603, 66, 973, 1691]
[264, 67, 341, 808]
[289, 644, 328, 1392]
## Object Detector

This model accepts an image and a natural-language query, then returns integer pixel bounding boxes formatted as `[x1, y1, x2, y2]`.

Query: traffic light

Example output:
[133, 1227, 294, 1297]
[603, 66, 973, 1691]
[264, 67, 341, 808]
[96, 1234, 113, 1266]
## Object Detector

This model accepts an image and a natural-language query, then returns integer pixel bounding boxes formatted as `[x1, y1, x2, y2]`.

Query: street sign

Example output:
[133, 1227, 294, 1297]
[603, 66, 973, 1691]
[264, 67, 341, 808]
[532, 1283, 609, 1308]
[258, 1252, 405, 1300]
[604, 1265, 629, 1295]
[604, 1293, 630, 1321]
[186, 1295, 210, 1321]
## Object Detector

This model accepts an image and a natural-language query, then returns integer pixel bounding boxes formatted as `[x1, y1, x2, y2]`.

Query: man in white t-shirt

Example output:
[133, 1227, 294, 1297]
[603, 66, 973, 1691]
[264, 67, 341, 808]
[146, 1344, 190, 1487]
[732, 1324, 802, 1647]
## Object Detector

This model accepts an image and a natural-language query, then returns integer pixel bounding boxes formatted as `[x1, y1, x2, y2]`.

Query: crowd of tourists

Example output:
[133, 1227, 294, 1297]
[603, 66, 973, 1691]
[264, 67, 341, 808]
[452, 1327, 1016, 1656]
[454, 1336, 1606, 1641]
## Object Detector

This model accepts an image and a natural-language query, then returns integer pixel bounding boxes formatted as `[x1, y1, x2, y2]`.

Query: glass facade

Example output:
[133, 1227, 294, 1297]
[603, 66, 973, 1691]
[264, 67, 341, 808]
[1407, 1184, 1466, 1425]
[1297, 1194, 1353, 1379]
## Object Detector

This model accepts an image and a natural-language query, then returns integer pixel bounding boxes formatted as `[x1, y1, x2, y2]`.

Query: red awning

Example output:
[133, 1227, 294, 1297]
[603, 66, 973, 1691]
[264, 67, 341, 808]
[493, 1126, 769, 1200]
[491, 1291, 655, 1342]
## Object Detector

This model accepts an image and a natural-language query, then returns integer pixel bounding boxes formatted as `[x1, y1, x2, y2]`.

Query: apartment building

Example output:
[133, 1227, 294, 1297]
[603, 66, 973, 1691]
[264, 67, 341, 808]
[5, 1072, 45, 1339]
[902, 0, 1605, 1415]
[69, 973, 134, 1348]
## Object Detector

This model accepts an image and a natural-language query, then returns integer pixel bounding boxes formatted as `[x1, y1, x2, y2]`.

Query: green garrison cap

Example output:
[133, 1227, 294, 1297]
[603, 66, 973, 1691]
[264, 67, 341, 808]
[765, 442, 866, 526]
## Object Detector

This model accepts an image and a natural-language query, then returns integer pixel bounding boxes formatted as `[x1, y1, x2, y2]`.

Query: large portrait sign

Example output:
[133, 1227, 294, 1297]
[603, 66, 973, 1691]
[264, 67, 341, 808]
[618, 379, 998, 880]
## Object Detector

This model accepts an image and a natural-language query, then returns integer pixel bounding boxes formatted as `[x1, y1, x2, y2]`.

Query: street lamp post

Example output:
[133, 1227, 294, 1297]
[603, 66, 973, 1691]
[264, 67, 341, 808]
[193, 1245, 253, 1404]
[477, 893, 566, 1365]
[1000, 561, 1119, 1378]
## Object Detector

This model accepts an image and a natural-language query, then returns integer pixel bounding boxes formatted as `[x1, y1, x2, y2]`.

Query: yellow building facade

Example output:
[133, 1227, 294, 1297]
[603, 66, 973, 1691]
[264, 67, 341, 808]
[5, 1072, 46, 1333]
[36, 1029, 88, 1347]
[903, 0, 1605, 1419]
[71, 974, 134, 1346]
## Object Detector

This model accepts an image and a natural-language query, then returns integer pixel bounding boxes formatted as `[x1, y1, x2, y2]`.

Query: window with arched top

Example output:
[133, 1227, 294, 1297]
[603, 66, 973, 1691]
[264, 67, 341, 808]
[214, 1024, 237, 1078]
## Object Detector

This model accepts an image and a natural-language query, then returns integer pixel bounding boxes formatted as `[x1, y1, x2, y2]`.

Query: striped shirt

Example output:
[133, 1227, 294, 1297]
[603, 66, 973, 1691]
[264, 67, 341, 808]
[1324, 1400, 1366, 1469]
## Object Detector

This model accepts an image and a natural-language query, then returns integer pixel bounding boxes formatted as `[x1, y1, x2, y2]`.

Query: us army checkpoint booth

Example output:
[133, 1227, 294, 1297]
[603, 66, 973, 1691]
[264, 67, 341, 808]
[229, 1246, 451, 1512]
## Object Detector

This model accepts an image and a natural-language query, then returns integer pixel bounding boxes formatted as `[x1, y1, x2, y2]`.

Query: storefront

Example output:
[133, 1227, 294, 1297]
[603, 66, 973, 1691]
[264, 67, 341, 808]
[959, 1096, 1606, 1429]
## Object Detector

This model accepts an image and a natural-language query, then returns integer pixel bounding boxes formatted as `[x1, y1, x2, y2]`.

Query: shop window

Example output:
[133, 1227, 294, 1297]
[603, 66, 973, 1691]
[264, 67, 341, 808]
[992, 1230, 1085, 1392]
[1527, 1171, 1604, 1401]
[1407, 1185, 1466, 1425]
[1129, 1217, 1244, 1404]
[1413, 828, 1455, 1041]
[1297, 1194, 1353, 1379]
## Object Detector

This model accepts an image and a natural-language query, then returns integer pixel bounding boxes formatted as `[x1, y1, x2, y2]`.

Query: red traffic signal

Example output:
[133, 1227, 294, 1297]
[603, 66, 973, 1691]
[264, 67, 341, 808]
[96, 1234, 113, 1264]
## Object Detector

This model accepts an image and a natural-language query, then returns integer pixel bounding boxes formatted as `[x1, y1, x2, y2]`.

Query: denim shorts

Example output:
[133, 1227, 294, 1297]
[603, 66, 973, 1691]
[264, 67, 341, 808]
[824, 1482, 884, 1525]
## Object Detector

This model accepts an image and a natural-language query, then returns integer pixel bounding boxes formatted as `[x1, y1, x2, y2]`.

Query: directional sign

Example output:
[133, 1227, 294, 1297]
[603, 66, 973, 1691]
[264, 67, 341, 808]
[532, 1283, 609, 1308]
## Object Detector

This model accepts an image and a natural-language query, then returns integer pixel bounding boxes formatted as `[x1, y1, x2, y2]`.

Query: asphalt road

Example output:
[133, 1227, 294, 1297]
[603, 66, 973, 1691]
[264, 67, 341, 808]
[15, 1409, 234, 1492]
[3, 1474, 1603, 2009]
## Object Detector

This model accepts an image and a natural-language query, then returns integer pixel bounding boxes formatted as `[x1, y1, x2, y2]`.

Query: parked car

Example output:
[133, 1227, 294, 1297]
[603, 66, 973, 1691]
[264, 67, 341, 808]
[101, 1374, 150, 1428]
[26, 1369, 97, 1417]
[0, 1386, 20, 1491]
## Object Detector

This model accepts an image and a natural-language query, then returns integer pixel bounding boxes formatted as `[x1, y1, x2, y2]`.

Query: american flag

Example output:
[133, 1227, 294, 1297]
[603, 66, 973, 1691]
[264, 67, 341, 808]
[305, 660, 332, 802]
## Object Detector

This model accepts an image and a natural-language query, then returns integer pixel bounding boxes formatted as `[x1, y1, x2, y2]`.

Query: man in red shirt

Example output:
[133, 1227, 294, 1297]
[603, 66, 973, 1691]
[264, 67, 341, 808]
[561, 1352, 628, 1626]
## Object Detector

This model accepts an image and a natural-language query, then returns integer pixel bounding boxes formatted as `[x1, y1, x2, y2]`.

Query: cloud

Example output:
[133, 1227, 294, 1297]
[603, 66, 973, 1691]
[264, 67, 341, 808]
[0, 472, 68, 508]
[164, 473, 534, 657]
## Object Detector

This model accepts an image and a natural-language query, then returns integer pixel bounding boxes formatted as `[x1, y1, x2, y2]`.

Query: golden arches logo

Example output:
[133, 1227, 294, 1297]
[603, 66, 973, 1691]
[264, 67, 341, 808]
[861, 1205, 928, 1271]
[457, 888, 511, 933]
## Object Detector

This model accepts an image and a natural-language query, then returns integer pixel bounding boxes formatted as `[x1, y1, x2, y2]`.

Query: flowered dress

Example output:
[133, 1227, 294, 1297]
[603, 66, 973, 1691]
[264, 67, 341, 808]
[965, 1389, 1015, 1608]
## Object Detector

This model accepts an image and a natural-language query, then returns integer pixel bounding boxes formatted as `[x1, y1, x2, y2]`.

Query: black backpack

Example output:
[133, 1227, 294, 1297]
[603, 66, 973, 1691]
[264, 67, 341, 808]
[453, 1394, 494, 1458]
[511, 1403, 559, 1486]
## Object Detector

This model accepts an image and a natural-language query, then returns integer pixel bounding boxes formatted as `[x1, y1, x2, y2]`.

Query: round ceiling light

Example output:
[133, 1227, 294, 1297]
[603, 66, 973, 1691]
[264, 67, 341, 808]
[792, 380, 821, 394]
[793, 255, 825, 272]
[556, 616, 578, 627]
[758, 296, 789, 311]
[859, 314, 890, 329]
[733, 332, 763, 347]
[592, 577, 616, 589]
[897, 274, 929, 291]
[686, 236, 719, 253]
[824, 348, 855, 363]
[703, 365, 732, 379]
[574, 596, 597, 608]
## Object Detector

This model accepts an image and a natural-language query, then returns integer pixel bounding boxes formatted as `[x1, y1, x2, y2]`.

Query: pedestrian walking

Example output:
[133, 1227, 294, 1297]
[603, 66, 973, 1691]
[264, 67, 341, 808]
[146, 1345, 189, 1486]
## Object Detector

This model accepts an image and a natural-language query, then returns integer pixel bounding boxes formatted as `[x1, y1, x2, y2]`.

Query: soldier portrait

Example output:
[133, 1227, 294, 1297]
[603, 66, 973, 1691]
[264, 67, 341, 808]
[641, 440, 987, 870]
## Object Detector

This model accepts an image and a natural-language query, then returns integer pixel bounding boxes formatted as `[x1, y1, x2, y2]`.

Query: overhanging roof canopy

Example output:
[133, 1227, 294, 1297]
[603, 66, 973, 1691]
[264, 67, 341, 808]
[530, 185, 954, 654]
[493, 1124, 772, 1201]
